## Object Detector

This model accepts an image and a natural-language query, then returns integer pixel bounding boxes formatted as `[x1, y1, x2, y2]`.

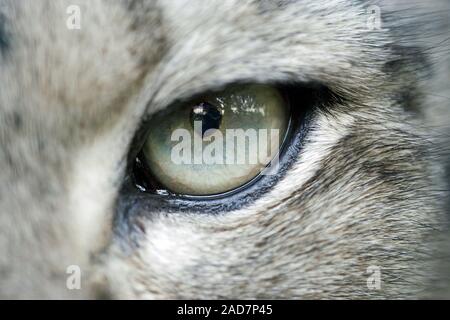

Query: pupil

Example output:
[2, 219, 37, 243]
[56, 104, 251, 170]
[190, 102, 223, 137]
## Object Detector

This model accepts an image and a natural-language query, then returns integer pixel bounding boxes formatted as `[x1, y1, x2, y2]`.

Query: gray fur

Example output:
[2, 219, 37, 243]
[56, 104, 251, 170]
[0, 0, 449, 299]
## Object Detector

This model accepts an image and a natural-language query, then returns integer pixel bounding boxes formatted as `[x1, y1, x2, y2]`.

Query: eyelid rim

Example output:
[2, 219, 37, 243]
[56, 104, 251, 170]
[123, 106, 313, 215]
[123, 82, 338, 213]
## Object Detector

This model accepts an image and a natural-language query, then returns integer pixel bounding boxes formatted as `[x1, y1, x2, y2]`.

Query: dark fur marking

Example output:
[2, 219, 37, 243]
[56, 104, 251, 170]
[0, 12, 10, 56]
[12, 111, 22, 130]
[383, 45, 432, 115]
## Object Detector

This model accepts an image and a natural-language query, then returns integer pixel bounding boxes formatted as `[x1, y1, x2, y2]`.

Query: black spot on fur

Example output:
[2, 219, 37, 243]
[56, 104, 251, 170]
[12, 111, 22, 130]
[383, 45, 432, 114]
[0, 12, 10, 56]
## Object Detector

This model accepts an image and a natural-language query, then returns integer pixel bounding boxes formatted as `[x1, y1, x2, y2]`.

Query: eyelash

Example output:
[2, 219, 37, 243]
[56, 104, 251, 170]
[121, 83, 333, 214]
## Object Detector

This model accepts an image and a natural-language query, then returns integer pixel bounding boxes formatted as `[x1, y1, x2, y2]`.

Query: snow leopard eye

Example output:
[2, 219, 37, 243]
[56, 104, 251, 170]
[125, 83, 331, 210]
[133, 84, 290, 196]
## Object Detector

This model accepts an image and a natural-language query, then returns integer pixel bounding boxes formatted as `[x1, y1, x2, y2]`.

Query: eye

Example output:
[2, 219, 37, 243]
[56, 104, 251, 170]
[133, 84, 291, 197]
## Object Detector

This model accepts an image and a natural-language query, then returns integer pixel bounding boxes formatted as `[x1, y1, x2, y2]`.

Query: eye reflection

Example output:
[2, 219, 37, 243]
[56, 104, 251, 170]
[190, 102, 223, 137]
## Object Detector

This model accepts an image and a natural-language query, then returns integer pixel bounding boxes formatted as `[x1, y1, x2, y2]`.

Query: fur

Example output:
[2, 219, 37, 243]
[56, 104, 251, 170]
[0, 0, 449, 299]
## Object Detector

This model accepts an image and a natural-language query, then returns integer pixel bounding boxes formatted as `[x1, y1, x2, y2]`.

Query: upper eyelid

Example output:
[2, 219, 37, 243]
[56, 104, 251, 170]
[138, 26, 378, 119]
[140, 54, 320, 118]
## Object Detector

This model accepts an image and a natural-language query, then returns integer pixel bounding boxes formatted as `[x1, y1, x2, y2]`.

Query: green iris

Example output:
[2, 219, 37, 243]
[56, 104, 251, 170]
[142, 84, 289, 196]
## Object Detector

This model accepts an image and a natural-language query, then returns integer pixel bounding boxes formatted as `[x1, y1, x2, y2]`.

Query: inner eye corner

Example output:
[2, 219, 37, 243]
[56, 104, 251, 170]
[128, 82, 325, 201]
